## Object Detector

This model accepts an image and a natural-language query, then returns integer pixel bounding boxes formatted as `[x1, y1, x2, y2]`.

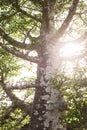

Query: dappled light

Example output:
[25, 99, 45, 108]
[8, 60, 37, 85]
[0, 0, 87, 130]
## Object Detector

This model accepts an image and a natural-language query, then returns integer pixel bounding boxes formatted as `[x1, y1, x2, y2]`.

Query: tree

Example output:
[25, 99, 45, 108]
[0, 0, 87, 130]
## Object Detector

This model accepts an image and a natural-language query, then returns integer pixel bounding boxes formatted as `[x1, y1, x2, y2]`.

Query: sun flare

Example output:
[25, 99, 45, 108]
[60, 43, 84, 57]
[59, 42, 85, 76]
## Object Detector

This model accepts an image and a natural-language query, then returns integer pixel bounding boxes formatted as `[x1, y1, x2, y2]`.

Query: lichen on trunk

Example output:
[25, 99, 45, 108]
[30, 44, 66, 130]
[29, 1, 67, 129]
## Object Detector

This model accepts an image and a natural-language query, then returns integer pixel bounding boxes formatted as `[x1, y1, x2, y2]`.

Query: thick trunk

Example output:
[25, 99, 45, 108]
[29, 1, 66, 130]
[30, 44, 66, 130]
[13, 19, 67, 130]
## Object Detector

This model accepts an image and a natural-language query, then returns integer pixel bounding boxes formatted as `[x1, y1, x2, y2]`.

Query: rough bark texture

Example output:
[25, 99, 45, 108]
[30, 45, 66, 130]
[0, 0, 81, 130]
[29, 1, 66, 130]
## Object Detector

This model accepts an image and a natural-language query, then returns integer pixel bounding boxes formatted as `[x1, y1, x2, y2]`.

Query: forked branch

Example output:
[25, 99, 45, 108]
[0, 28, 38, 51]
[0, 81, 33, 115]
[0, 42, 39, 63]
[57, 0, 79, 39]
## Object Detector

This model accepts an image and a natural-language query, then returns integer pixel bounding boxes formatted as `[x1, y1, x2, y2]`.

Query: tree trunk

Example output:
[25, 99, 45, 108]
[29, 42, 66, 130]
[16, 1, 67, 130]
[0, 0, 85, 130]
[29, 1, 66, 130]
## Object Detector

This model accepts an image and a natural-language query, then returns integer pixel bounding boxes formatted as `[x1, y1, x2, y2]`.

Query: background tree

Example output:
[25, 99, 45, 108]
[0, 0, 87, 130]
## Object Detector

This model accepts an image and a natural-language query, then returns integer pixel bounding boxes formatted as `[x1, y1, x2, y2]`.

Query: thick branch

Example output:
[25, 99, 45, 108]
[42, 0, 49, 29]
[41, 0, 56, 31]
[5, 82, 36, 90]
[0, 82, 32, 115]
[0, 42, 39, 63]
[57, 0, 79, 39]
[0, 28, 38, 51]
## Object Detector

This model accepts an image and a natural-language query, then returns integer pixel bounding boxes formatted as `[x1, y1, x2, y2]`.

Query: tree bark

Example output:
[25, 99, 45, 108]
[30, 44, 67, 130]
[0, 1, 80, 130]
[28, 1, 67, 130]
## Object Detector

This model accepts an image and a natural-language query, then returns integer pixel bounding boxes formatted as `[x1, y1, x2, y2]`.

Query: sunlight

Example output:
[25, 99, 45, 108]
[9, 61, 37, 85]
[60, 43, 84, 57]
[59, 42, 85, 76]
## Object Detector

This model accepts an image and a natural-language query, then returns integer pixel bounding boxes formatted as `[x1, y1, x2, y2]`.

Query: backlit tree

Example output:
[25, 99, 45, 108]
[0, 0, 87, 130]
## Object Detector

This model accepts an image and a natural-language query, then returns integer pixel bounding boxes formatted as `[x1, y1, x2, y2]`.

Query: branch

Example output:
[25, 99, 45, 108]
[5, 82, 36, 90]
[8, 0, 42, 23]
[57, 0, 79, 39]
[17, 8, 42, 23]
[0, 28, 38, 51]
[0, 42, 39, 63]
[0, 81, 33, 115]
[78, 13, 87, 25]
